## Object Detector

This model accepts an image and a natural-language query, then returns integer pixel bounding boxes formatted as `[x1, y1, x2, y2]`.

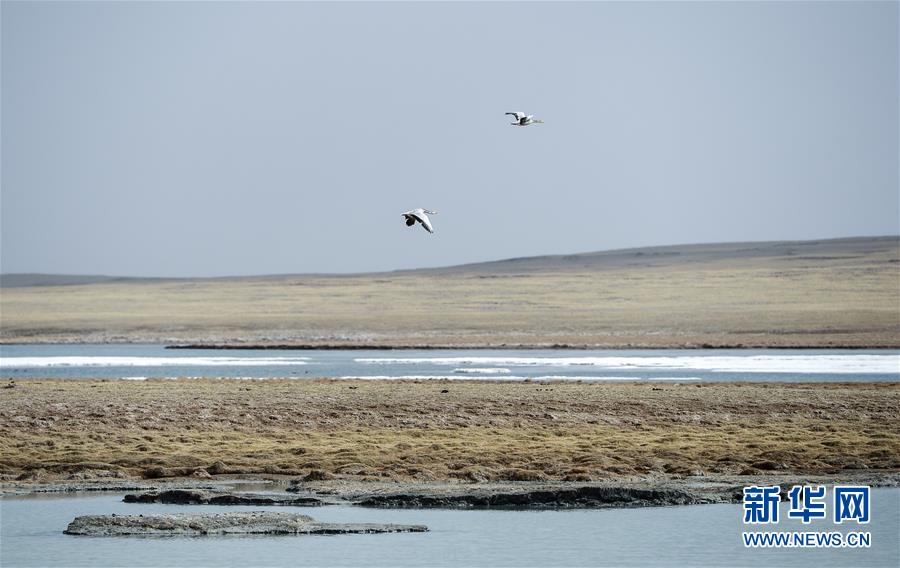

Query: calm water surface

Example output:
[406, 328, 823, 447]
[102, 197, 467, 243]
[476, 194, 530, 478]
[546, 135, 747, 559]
[1, 345, 897, 382]
[1, 490, 898, 567]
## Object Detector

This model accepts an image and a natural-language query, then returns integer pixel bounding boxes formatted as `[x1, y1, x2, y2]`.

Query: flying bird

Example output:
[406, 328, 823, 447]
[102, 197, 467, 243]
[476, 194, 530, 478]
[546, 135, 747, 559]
[506, 112, 544, 126]
[402, 209, 437, 234]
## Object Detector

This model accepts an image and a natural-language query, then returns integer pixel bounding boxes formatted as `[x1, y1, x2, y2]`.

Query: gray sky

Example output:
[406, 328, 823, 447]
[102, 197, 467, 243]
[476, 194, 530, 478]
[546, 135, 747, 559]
[2, 1, 898, 277]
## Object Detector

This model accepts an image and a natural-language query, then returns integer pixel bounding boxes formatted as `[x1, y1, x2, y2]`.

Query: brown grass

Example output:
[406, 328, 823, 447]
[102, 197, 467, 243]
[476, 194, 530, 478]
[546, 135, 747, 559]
[1, 380, 898, 482]
[2, 239, 898, 347]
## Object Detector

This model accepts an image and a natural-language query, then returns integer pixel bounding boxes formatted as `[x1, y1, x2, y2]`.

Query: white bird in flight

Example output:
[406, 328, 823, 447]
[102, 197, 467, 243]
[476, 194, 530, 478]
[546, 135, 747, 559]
[402, 209, 437, 234]
[506, 112, 544, 126]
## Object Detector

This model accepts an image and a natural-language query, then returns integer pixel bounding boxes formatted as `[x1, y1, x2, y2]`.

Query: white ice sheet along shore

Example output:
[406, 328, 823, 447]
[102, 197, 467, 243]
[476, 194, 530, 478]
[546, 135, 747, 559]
[338, 375, 702, 381]
[78, 375, 706, 381]
[0, 356, 310, 368]
[355, 355, 900, 374]
[1, 346, 897, 381]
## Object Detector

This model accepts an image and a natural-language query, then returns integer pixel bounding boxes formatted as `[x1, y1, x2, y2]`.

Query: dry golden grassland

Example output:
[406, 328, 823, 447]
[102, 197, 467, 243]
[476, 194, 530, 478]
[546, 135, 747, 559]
[1, 380, 897, 482]
[1, 238, 898, 347]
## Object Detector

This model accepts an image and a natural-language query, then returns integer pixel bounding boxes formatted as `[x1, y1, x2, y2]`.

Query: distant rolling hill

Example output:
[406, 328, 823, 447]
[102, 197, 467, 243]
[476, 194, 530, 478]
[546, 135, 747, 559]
[414, 235, 900, 275]
[3, 235, 897, 285]
[0, 274, 175, 288]
[1, 235, 897, 348]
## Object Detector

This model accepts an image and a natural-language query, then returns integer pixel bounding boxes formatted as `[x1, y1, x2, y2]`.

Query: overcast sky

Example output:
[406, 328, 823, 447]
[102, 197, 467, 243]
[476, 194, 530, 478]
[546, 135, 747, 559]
[2, 1, 897, 277]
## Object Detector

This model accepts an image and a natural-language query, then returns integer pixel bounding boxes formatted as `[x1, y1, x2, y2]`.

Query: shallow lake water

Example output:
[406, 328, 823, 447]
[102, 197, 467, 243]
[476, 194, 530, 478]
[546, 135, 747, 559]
[1, 344, 898, 382]
[1, 489, 898, 567]
[2, 345, 898, 565]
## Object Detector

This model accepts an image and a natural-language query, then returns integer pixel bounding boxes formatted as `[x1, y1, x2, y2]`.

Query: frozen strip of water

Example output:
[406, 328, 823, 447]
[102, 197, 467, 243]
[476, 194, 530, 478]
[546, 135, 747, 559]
[337, 375, 701, 382]
[21, 374, 704, 382]
[1, 346, 897, 381]
[355, 355, 900, 374]
[0, 356, 310, 368]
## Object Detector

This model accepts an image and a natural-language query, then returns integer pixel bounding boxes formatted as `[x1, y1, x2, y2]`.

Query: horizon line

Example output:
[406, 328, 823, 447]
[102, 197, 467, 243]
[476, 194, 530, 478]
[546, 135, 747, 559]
[1, 234, 897, 282]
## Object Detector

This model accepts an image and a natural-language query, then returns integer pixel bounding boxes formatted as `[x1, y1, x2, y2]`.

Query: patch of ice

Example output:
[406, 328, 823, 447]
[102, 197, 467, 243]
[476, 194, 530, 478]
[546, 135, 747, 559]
[355, 355, 899, 374]
[0, 357, 310, 368]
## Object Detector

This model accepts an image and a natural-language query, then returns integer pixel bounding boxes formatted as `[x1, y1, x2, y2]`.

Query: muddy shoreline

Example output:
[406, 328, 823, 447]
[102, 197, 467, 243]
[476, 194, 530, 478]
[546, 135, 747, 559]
[163, 343, 900, 350]
[5, 472, 899, 510]
[3, 339, 899, 349]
